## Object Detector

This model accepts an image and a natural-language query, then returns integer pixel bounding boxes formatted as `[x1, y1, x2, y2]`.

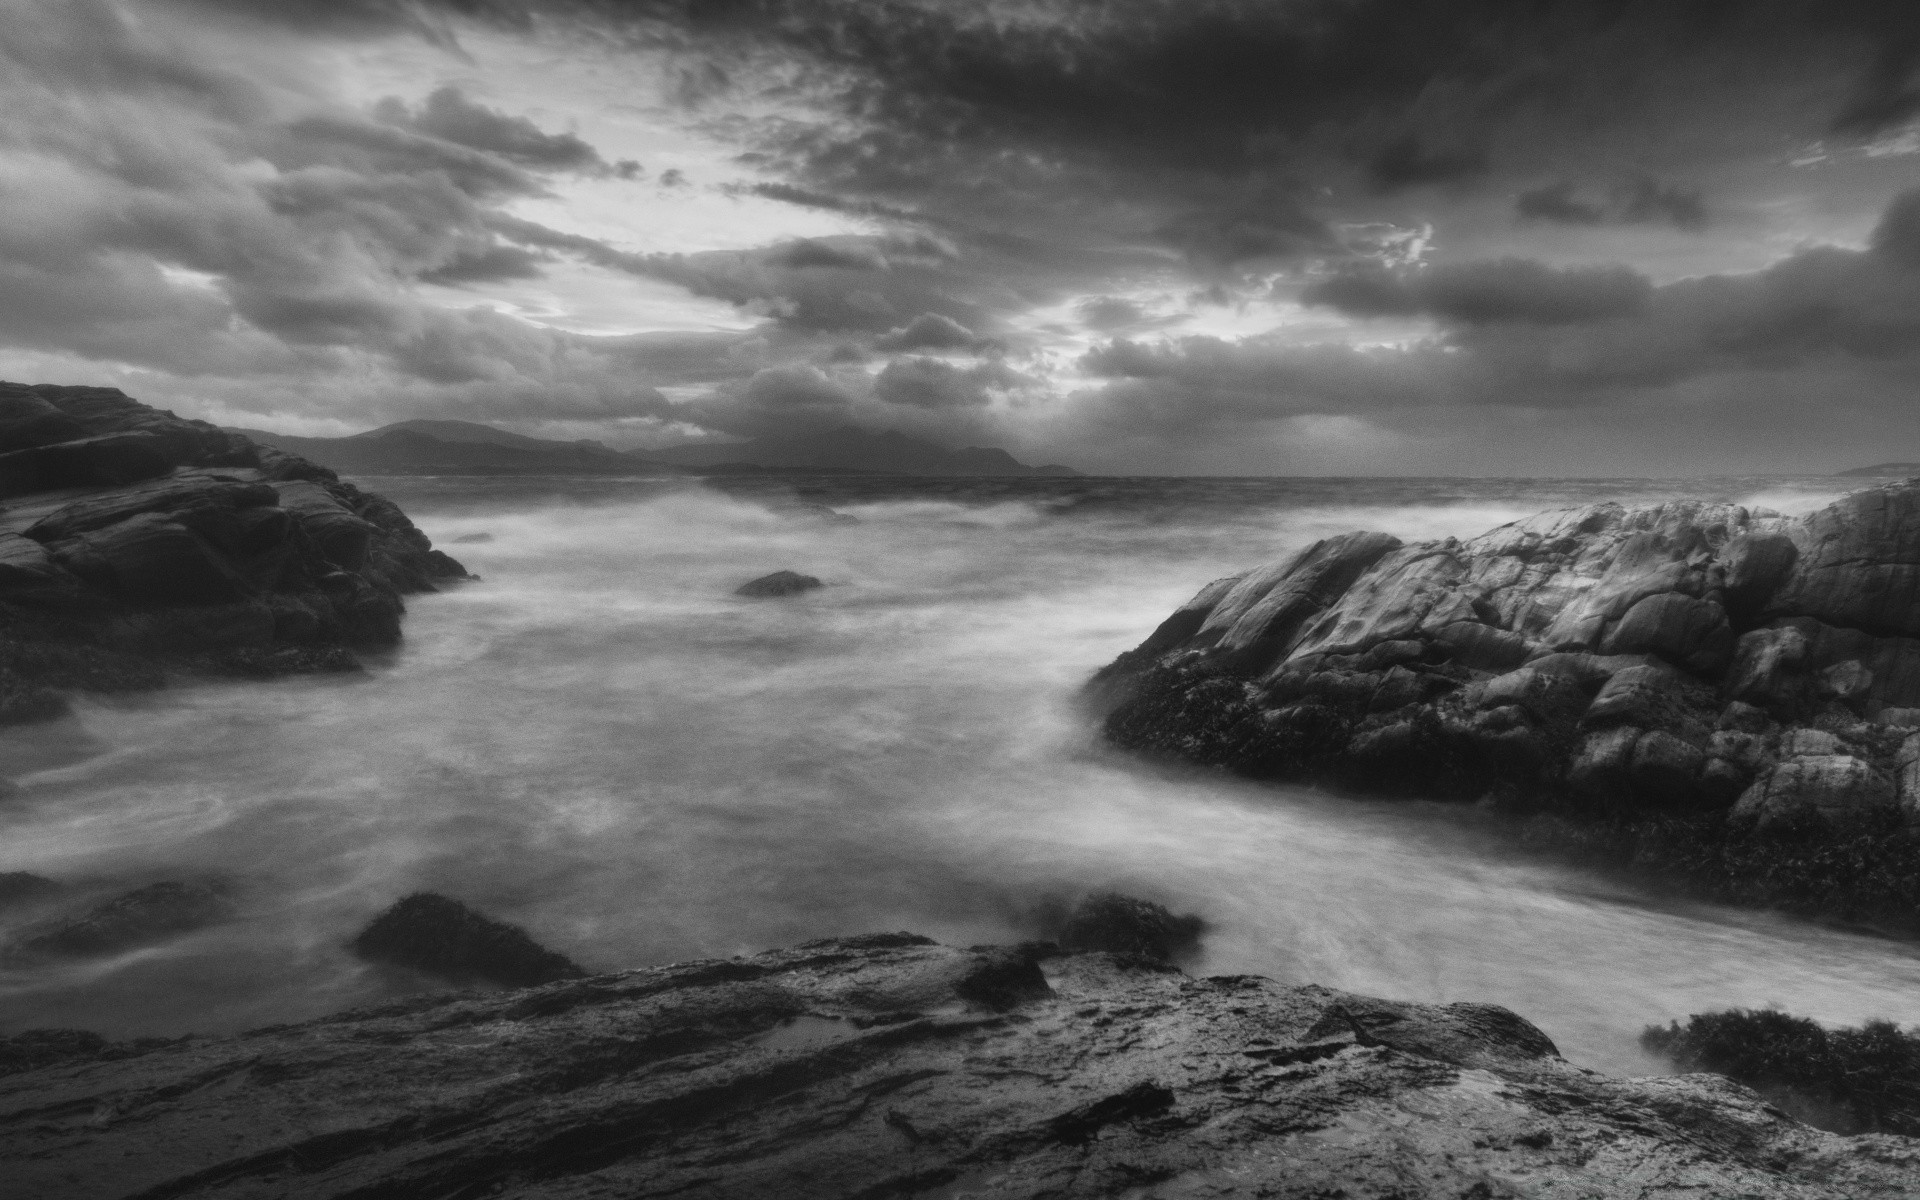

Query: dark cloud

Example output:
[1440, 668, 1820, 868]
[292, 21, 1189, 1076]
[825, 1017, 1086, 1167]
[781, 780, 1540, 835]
[872, 357, 1023, 408]
[1366, 135, 1487, 194]
[1518, 179, 1707, 230]
[375, 86, 610, 173]
[1081, 188, 1920, 447]
[1306, 261, 1653, 326]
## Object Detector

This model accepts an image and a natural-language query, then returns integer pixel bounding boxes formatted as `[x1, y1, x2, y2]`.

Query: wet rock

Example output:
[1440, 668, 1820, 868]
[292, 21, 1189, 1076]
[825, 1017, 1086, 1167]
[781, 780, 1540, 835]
[5, 881, 232, 961]
[0, 432, 172, 498]
[1731, 756, 1899, 832]
[1643, 1008, 1920, 1135]
[0, 382, 464, 711]
[1598, 591, 1734, 673]
[735, 569, 823, 597]
[271, 480, 378, 570]
[1054, 892, 1204, 962]
[1094, 480, 1920, 907]
[1584, 662, 1686, 727]
[1767, 485, 1920, 639]
[48, 513, 252, 605]
[2, 936, 1913, 1199]
[351, 893, 585, 988]
[1898, 733, 1920, 819]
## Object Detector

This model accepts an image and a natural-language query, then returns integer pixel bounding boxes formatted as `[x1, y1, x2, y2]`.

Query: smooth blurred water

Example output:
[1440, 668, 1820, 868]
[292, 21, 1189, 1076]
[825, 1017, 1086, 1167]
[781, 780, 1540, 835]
[4, 470, 1918, 1076]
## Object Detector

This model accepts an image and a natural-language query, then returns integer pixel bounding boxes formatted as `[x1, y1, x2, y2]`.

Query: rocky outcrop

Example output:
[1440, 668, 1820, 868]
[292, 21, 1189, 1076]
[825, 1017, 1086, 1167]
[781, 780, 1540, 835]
[1095, 483, 1920, 919]
[736, 568, 824, 597]
[351, 893, 586, 987]
[3, 935, 1914, 1198]
[0, 382, 466, 724]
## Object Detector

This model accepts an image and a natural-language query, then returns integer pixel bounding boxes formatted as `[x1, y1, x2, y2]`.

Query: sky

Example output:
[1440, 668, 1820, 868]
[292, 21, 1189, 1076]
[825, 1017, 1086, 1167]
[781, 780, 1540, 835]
[3, 0, 1920, 476]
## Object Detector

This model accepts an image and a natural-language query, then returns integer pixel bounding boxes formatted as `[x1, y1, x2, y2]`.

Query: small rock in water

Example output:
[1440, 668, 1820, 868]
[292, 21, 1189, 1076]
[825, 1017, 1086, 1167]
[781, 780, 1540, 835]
[735, 569, 824, 598]
[1057, 892, 1205, 962]
[7, 881, 232, 960]
[351, 892, 585, 987]
[0, 872, 60, 909]
[450, 532, 493, 544]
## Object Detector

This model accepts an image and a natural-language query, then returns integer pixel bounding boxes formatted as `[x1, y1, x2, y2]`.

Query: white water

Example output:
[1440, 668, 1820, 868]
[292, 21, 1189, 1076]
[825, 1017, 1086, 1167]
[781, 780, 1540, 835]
[3, 472, 1916, 1076]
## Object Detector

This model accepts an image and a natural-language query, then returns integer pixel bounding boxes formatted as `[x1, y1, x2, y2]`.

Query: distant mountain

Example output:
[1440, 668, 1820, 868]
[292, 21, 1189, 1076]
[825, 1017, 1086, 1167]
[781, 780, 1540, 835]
[1838, 462, 1920, 477]
[649, 426, 1079, 476]
[229, 422, 686, 477]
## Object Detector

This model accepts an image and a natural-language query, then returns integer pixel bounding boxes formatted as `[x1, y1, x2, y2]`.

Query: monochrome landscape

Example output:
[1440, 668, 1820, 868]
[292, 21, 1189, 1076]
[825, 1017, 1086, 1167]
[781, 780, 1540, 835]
[5, 2, 1920, 1196]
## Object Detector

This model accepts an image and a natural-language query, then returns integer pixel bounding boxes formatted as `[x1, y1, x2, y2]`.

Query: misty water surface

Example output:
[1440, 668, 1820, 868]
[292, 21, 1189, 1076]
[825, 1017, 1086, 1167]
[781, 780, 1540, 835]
[4, 472, 1920, 1076]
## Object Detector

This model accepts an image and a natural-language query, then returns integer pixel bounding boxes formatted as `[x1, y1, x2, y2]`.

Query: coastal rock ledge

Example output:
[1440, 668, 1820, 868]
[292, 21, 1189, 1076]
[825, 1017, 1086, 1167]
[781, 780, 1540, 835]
[0, 382, 465, 723]
[4, 936, 1915, 1197]
[1096, 483, 1920, 872]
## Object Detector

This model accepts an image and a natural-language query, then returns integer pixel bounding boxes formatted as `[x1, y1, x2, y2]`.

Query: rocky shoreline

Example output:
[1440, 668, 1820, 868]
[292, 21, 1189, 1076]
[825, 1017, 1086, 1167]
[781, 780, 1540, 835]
[1094, 482, 1920, 928]
[0, 382, 467, 732]
[4, 933, 1916, 1198]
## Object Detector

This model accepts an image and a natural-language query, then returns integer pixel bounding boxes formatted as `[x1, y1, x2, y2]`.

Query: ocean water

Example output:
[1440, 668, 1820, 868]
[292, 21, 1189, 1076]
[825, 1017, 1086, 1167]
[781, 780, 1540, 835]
[4, 471, 1919, 1076]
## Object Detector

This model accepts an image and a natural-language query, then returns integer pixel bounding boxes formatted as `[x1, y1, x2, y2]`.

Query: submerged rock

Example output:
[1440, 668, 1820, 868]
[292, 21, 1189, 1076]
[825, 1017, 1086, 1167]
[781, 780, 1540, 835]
[351, 892, 585, 988]
[735, 569, 824, 597]
[0, 382, 467, 723]
[1055, 891, 1204, 962]
[2, 936, 1913, 1198]
[1094, 481, 1920, 921]
[5, 881, 232, 961]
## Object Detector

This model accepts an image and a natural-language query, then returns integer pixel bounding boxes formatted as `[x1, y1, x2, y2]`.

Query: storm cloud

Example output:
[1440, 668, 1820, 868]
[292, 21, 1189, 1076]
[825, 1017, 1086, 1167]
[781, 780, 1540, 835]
[3, 0, 1920, 470]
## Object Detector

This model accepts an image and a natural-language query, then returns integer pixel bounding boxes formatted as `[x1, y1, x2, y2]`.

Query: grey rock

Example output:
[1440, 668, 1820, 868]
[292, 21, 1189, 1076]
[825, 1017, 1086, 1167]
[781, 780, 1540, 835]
[2, 936, 1913, 1199]
[1732, 755, 1899, 831]
[735, 569, 824, 597]
[1598, 591, 1734, 673]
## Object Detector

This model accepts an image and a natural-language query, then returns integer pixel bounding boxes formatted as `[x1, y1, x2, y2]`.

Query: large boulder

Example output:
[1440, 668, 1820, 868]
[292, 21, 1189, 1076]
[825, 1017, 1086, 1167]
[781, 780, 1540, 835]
[735, 569, 823, 598]
[351, 893, 585, 988]
[1731, 756, 1899, 832]
[1768, 486, 1920, 639]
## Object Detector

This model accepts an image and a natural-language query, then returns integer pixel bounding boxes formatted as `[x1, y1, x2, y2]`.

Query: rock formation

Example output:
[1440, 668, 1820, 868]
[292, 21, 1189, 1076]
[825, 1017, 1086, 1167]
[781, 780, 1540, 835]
[736, 569, 824, 597]
[1095, 483, 1920, 920]
[2, 935, 1913, 1197]
[0, 382, 466, 725]
[352, 893, 586, 987]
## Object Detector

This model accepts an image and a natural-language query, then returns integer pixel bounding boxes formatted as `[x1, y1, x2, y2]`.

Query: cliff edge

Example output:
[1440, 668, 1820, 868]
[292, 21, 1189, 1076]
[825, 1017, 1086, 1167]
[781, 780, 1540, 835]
[3, 935, 1914, 1198]
[0, 383, 466, 725]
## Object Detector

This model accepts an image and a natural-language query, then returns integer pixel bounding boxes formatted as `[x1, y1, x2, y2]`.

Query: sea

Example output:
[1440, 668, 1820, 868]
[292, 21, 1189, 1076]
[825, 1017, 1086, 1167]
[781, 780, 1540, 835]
[4, 471, 1920, 1076]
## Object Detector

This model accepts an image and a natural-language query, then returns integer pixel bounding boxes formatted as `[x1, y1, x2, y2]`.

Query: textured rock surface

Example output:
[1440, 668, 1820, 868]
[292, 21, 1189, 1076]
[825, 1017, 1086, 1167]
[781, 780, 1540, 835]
[2, 935, 1914, 1199]
[0, 382, 466, 725]
[1096, 483, 1920, 918]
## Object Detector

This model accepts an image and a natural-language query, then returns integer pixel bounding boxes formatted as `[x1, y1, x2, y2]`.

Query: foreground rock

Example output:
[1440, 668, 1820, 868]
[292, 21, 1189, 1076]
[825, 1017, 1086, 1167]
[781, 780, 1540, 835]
[0, 382, 466, 722]
[352, 892, 586, 987]
[1095, 481, 1920, 924]
[2, 936, 1912, 1198]
[735, 568, 824, 597]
